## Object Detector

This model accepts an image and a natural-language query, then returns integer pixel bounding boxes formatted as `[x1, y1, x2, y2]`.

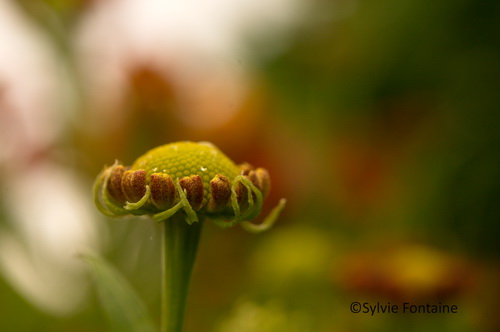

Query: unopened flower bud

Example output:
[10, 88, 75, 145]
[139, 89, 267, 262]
[179, 175, 203, 211]
[239, 162, 254, 175]
[121, 169, 147, 203]
[235, 176, 251, 209]
[107, 165, 127, 204]
[255, 168, 270, 198]
[150, 173, 176, 210]
[208, 174, 231, 213]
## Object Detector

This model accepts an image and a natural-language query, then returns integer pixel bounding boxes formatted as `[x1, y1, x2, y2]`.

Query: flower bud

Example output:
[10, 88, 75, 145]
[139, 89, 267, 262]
[179, 175, 203, 211]
[235, 176, 251, 209]
[208, 174, 231, 212]
[239, 162, 254, 175]
[107, 165, 127, 204]
[121, 169, 147, 203]
[255, 168, 270, 198]
[150, 173, 176, 210]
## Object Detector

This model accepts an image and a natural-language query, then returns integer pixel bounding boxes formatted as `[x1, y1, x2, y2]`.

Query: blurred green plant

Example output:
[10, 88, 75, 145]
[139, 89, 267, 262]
[81, 253, 157, 332]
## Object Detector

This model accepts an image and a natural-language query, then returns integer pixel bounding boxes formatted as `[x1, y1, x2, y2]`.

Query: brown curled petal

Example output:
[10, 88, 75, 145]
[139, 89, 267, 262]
[255, 168, 271, 198]
[150, 173, 176, 210]
[247, 170, 259, 188]
[107, 165, 126, 204]
[121, 169, 147, 203]
[235, 176, 250, 208]
[179, 175, 203, 211]
[239, 162, 254, 175]
[208, 174, 231, 212]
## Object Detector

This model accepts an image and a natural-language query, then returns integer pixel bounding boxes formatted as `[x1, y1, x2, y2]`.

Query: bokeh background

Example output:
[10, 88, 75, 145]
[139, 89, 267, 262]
[1, 0, 499, 331]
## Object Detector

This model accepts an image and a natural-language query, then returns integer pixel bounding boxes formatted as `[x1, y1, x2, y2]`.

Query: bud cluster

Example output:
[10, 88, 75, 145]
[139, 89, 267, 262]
[104, 162, 271, 216]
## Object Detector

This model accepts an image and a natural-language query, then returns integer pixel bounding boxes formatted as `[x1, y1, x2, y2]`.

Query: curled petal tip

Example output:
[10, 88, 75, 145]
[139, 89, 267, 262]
[240, 198, 286, 233]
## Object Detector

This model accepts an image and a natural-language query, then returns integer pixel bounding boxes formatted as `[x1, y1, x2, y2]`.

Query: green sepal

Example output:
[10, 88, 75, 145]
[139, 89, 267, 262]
[241, 198, 287, 233]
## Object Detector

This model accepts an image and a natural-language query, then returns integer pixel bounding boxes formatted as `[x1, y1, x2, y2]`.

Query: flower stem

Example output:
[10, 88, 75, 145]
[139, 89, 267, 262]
[161, 215, 202, 332]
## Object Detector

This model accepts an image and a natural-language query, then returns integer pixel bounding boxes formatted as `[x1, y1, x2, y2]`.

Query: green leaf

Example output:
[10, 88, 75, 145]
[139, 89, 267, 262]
[81, 253, 157, 332]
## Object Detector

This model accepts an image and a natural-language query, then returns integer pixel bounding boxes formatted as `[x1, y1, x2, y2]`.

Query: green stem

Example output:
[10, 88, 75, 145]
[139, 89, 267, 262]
[161, 215, 202, 332]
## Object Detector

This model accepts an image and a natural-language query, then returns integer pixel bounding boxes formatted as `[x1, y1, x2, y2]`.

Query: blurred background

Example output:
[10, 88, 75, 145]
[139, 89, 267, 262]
[0, 0, 499, 331]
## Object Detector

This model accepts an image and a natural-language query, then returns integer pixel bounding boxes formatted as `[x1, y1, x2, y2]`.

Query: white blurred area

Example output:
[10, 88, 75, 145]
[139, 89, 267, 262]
[0, 1, 65, 165]
[0, 0, 308, 317]
[0, 163, 101, 315]
[76, 0, 309, 130]
[0, 0, 100, 315]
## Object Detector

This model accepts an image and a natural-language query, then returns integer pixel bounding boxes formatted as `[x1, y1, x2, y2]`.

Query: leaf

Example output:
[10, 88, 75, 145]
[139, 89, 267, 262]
[81, 253, 157, 332]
